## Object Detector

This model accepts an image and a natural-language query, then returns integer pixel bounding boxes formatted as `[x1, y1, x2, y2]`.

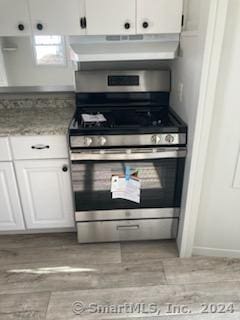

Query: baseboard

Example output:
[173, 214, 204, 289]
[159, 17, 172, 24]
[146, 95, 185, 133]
[193, 246, 240, 258]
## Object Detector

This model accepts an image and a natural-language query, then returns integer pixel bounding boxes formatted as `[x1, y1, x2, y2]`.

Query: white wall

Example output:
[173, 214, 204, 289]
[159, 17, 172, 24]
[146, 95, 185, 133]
[2, 37, 74, 86]
[193, 0, 240, 257]
[170, 1, 211, 252]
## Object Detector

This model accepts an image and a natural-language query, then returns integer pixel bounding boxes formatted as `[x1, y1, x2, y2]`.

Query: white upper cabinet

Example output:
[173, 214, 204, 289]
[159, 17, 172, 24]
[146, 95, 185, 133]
[182, 0, 200, 33]
[84, 0, 183, 35]
[0, 0, 31, 36]
[0, 162, 25, 231]
[15, 159, 74, 229]
[137, 0, 183, 34]
[0, 0, 183, 36]
[85, 0, 136, 35]
[28, 0, 84, 35]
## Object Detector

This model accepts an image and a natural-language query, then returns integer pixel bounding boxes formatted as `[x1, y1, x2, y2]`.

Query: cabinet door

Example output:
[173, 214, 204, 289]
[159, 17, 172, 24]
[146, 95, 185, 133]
[85, 0, 136, 35]
[28, 0, 84, 35]
[15, 159, 74, 229]
[0, 162, 25, 231]
[137, 0, 183, 34]
[0, 0, 31, 36]
[182, 0, 200, 32]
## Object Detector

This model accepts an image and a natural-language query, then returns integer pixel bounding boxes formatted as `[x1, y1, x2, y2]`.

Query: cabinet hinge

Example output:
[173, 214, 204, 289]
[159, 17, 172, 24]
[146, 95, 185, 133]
[80, 17, 87, 29]
[181, 15, 185, 27]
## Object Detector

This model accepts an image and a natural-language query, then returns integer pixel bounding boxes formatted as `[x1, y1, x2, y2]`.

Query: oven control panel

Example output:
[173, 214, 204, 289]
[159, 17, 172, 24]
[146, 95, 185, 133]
[71, 133, 186, 148]
[152, 134, 176, 145]
[84, 136, 107, 146]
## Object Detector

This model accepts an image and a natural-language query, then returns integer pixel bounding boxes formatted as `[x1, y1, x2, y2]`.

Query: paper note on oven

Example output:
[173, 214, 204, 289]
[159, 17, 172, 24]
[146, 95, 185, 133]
[81, 114, 107, 123]
[111, 176, 141, 204]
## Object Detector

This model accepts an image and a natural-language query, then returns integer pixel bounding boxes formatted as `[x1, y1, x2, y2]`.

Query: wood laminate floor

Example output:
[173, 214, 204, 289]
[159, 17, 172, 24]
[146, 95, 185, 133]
[0, 233, 239, 320]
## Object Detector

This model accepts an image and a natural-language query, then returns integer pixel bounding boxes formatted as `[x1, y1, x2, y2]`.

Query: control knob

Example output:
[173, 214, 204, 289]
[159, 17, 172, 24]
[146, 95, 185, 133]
[84, 137, 93, 146]
[165, 134, 175, 144]
[152, 135, 161, 145]
[99, 136, 107, 146]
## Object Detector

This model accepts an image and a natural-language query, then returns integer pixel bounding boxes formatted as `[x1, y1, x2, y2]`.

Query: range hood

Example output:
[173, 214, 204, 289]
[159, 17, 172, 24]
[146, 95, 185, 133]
[69, 34, 179, 63]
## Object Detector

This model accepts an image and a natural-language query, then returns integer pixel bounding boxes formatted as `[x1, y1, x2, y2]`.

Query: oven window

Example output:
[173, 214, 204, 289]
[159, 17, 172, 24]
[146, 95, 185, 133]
[72, 159, 185, 211]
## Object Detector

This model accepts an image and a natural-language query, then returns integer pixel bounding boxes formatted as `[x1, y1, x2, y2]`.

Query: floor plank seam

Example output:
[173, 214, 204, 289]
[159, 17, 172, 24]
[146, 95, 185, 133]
[2, 279, 240, 297]
[44, 292, 52, 320]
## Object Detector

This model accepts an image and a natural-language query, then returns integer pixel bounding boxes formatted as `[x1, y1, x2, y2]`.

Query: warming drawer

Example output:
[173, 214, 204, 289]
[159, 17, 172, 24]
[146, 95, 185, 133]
[77, 218, 178, 243]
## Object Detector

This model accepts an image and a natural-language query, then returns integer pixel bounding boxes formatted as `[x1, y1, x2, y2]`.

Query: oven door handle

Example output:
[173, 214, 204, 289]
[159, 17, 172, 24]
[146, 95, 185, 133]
[70, 148, 187, 161]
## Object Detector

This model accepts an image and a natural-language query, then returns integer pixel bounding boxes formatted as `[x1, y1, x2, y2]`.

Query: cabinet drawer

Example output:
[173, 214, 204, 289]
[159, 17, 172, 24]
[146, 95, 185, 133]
[10, 135, 68, 160]
[0, 137, 12, 161]
[77, 218, 178, 243]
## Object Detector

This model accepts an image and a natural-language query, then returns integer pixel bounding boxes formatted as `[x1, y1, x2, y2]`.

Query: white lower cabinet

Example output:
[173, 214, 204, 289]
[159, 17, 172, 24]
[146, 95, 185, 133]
[15, 159, 74, 229]
[0, 162, 25, 231]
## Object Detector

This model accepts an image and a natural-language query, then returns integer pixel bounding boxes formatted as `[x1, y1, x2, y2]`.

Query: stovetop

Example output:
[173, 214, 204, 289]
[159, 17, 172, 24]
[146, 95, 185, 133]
[69, 71, 187, 148]
[70, 106, 186, 135]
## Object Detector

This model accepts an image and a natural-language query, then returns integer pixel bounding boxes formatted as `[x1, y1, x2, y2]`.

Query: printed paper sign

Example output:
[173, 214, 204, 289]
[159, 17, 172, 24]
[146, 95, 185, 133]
[81, 114, 107, 123]
[111, 175, 141, 204]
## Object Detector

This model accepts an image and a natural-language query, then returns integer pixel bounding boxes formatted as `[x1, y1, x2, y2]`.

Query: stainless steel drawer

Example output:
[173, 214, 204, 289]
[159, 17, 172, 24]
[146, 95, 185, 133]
[77, 218, 178, 243]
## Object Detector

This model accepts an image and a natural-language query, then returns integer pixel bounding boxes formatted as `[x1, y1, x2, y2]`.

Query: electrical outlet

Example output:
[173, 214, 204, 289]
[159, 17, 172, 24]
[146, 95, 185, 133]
[178, 83, 184, 103]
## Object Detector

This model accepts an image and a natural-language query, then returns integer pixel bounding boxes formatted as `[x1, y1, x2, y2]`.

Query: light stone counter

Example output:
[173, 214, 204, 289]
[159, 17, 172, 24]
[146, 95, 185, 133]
[0, 93, 75, 136]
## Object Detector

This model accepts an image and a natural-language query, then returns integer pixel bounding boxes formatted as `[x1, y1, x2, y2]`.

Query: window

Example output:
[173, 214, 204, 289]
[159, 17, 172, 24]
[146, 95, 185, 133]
[33, 36, 66, 66]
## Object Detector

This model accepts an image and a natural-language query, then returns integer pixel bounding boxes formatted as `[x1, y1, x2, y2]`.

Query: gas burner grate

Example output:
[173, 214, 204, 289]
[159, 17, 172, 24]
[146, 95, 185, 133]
[75, 109, 169, 130]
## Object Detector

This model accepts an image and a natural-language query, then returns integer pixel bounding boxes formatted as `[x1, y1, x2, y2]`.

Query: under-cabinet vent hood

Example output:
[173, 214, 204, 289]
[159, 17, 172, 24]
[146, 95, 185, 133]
[69, 34, 179, 63]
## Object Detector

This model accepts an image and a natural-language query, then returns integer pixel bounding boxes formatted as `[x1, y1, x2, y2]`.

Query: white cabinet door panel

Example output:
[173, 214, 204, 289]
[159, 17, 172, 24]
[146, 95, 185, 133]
[85, 0, 136, 35]
[182, 0, 200, 32]
[0, 137, 12, 161]
[137, 0, 183, 34]
[15, 159, 74, 229]
[0, 162, 25, 231]
[0, 0, 31, 36]
[28, 0, 84, 35]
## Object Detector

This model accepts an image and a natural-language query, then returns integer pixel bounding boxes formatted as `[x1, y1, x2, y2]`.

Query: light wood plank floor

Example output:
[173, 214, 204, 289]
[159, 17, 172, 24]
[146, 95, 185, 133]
[0, 233, 239, 320]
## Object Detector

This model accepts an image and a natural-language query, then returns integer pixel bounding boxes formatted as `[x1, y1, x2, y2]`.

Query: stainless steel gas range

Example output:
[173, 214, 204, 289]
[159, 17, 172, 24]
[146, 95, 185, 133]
[69, 70, 187, 243]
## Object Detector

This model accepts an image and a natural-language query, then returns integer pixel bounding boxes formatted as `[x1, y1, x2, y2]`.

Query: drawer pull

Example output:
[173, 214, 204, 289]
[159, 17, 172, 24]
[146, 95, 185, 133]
[18, 24, 25, 31]
[124, 22, 131, 30]
[117, 225, 139, 231]
[62, 165, 68, 172]
[31, 144, 50, 150]
[36, 23, 43, 31]
[142, 21, 149, 29]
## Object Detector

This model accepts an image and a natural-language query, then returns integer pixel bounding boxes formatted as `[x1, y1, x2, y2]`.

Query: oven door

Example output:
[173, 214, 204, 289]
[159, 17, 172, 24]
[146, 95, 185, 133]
[71, 147, 186, 215]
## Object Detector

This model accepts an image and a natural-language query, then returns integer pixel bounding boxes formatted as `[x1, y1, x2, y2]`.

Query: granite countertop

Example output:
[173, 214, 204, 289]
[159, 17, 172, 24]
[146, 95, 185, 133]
[0, 93, 75, 136]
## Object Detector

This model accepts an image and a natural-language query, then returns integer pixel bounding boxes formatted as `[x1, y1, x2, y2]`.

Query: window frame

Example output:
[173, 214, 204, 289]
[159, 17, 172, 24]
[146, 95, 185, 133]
[32, 35, 67, 67]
